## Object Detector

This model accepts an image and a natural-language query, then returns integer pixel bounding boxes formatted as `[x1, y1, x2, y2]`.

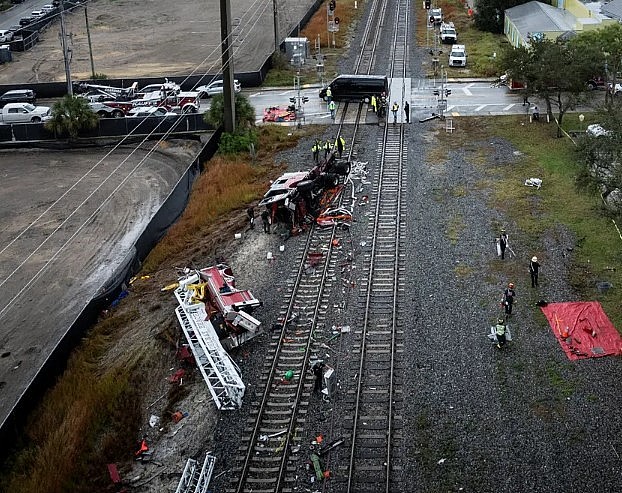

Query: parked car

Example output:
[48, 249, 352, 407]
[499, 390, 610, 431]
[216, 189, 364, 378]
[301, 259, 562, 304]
[194, 79, 242, 98]
[0, 102, 51, 123]
[11, 0, 25, 4]
[30, 10, 47, 18]
[88, 102, 125, 118]
[41, 4, 56, 12]
[19, 17, 35, 26]
[0, 30, 14, 43]
[138, 81, 180, 96]
[127, 106, 177, 118]
[7, 26, 23, 37]
[0, 89, 36, 107]
[430, 7, 442, 24]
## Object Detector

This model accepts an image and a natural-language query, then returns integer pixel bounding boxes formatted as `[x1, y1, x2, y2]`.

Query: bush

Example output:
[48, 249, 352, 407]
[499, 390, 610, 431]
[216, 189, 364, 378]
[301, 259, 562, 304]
[218, 130, 258, 155]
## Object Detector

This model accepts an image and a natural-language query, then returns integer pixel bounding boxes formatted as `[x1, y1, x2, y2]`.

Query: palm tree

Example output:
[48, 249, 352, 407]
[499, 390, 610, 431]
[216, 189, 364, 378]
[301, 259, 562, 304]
[45, 95, 99, 139]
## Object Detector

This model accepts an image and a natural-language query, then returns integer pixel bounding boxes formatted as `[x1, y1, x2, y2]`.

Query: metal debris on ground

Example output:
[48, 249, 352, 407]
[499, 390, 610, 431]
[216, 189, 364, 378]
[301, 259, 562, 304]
[524, 177, 542, 188]
[174, 452, 216, 493]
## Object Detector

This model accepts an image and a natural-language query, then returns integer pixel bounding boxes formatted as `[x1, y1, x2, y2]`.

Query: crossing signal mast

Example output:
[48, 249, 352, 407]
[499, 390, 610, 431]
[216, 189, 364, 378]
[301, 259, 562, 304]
[327, 0, 339, 48]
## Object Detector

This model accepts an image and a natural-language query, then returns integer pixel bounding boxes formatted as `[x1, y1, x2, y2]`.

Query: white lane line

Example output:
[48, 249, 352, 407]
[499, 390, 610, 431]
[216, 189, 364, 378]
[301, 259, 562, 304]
[475, 104, 487, 112]
[278, 91, 291, 96]
[447, 105, 455, 111]
[503, 103, 514, 111]
[249, 92, 261, 98]
[462, 86, 473, 96]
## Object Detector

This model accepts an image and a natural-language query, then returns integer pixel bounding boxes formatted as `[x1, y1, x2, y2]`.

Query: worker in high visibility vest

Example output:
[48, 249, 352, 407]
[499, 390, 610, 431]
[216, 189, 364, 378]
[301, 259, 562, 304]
[334, 135, 346, 158]
[325, 86, 332, 104]
[329, 100, 336, 121]
[312, 139, 321, 163]
[323, 139, 333, 158]
[371, 94, 377, 113]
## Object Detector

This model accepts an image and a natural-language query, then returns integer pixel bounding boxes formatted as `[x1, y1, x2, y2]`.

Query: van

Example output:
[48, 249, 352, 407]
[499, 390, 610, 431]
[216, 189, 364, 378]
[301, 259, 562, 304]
[319, 75, 388, 103]
[449, 44, 467, 67]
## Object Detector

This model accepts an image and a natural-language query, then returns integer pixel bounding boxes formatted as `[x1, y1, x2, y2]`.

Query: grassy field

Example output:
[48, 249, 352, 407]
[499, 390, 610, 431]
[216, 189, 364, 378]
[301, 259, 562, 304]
[436, 116, 622, 327]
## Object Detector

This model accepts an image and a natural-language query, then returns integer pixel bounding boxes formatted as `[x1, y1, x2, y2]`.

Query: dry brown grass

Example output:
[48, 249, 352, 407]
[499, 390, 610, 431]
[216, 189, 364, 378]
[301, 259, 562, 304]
[143, 125, 318, 271]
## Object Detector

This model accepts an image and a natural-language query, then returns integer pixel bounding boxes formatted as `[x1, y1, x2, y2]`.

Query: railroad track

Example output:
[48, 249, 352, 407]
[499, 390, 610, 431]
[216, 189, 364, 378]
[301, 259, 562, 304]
[228, 0, 412, 489]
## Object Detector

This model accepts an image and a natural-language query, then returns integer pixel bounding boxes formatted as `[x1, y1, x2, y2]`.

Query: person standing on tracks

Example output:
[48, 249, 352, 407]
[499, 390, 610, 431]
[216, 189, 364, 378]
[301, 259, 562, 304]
[312, 139, 321, 164]
[529, 256, 541, 288]
[329, 100, 336, 121]
[323, 139, 333, 159]
[391, 102, 399, 124]
[502, 282, 516, 317]
[247, 206, 255, 230]
[371, 94, 377, 113]
[312, 361, 325, 393]
[335, 135, 345, 158]
[404, 100, 410, 124]
[261, 209, 271, 234]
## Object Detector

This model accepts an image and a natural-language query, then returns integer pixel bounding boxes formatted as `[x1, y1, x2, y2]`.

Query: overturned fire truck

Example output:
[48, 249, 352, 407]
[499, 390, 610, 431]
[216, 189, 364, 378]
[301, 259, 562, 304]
[174, 264, 262, 409]
[258, 148, 351, 233]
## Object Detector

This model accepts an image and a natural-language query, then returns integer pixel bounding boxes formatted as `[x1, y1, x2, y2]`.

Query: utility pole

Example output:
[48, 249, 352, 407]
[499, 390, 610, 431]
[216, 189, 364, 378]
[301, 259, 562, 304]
[272, 0, 279, 54]
[220, 0, 235, 133]
[59, 0, 72, 95]
[84, 5, 95, 79]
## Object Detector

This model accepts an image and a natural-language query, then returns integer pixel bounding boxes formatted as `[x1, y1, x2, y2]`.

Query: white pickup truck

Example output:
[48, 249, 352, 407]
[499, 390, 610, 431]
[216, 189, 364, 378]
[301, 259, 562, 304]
[0, 102, 52, 124]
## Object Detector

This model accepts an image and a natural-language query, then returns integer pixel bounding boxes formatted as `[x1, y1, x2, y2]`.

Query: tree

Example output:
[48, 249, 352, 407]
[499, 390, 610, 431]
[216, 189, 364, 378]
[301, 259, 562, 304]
[570, 24, 622, 105]
[204, 93, 255, 130]
[474, 0, 529, 34]
[45, 95, 98, 139]
[501, 37, 601, 137]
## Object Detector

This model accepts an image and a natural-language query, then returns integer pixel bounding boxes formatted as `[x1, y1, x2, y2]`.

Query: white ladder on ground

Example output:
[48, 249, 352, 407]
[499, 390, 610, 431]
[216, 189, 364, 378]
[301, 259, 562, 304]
[174, 288, 245, 410]
[175, 453, 216, 493]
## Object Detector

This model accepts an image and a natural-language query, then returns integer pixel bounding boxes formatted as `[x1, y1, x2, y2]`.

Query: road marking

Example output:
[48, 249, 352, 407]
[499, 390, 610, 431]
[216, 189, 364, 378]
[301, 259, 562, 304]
[447, 105, 455, 111]
[249, 92, 261, 98]
[451, 112, 460, 116]
[503, 103, 514, 111]
[462, 84, 473, 96]
[475, 104, 487, 112]
[279, 91, 291, 96]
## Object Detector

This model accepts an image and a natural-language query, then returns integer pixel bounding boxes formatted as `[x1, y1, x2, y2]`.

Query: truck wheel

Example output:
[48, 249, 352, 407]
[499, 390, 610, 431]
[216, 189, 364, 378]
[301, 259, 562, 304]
[112, 110, 124, 118]
[97, 111, 108, 118]
[182, 105, 197, 114]
[31, 116, 41, 123]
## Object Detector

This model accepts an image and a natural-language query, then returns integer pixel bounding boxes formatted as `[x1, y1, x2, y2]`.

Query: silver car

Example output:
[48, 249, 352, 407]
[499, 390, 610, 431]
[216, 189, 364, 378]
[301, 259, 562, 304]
[194, 79, 241, 98]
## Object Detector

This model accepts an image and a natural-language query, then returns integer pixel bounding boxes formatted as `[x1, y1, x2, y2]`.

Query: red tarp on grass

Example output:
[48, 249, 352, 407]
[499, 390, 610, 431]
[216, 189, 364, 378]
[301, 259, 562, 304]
[541, 301, 622, 360]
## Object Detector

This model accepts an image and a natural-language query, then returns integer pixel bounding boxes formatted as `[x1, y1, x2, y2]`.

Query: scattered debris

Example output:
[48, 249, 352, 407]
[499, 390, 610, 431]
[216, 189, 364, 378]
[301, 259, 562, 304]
[175, 453, 216, 493]
[171, 411, 188, 423]
[524, 177, 542, 189]
[149, 415, 160, 428]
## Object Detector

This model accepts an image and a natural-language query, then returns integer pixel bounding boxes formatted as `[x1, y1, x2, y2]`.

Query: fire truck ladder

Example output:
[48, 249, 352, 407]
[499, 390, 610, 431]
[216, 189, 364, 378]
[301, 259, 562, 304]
[174, 452, 216, 493]
[175, 292, 245, 410]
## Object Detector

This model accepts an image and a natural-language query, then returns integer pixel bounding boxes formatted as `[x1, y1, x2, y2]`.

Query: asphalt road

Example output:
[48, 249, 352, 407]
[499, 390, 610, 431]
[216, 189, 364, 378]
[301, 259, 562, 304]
[0, 142, 201, 431]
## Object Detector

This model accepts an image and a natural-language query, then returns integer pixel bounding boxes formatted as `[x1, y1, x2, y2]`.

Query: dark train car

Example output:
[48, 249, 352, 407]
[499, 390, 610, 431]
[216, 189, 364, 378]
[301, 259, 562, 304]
[319, 75, 388, 103]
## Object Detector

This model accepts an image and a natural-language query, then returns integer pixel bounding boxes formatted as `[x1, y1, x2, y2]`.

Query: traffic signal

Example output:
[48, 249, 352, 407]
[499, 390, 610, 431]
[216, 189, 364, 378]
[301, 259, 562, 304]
[433, 89, 439, 96]
[303, 97, 309, 103]
[429, 15, 435, 24]
[334, 16, 340, 24]
[289, 97, 296, 103]
[445, 89, 452, 96]
[329, 0, 336, 11]
[425, 0, 431, 9]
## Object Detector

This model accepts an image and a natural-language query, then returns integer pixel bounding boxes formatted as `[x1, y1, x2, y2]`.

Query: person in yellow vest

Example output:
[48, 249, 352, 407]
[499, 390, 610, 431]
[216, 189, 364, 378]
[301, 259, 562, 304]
[323, 139, 333, 158]
[312, 139, 321, 163]
[391, 101, 399, 124]
[325, 86, 332, 104]
[329, 100, 336, 121]
[334, 135, 346, 158]
[371, 94, 377, 113]
[495, 318, 507, 349]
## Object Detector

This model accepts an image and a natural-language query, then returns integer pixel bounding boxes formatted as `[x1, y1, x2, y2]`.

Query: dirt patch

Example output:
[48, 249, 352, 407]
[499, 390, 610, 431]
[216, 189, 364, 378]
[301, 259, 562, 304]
[0, 0, 318, 83]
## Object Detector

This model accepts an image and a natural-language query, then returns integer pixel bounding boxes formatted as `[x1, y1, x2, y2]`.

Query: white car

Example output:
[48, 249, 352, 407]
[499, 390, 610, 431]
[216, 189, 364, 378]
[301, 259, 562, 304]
[194, 79, 241, 98]
[0, 30, 13, 42]
[30, 10, 47, 17]
[127, 106, 177, 118]
[41, 4, 56, 12]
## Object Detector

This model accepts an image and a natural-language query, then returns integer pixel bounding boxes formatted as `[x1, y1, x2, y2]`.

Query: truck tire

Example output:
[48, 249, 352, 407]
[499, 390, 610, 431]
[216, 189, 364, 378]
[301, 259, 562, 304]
[182, 105, 197, 114]
[112, 110, 124, 118]
[97, 110, 109, 118]
[31, 116, 41, 123]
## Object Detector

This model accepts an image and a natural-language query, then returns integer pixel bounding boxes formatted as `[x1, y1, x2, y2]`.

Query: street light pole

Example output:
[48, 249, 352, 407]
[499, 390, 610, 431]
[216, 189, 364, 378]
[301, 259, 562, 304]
[273, 0, 279, 54]
[84, 5, 95, 79]
[59, 0, 72, 95]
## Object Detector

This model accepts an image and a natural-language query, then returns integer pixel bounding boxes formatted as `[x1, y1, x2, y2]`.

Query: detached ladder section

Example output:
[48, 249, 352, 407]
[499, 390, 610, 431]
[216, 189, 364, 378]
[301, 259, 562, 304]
[175, 287, 245, 410]
[175, 453, 217, 493]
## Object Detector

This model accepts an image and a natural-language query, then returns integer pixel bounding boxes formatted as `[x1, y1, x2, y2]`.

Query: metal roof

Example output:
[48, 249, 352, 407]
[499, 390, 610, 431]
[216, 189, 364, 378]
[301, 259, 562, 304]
[506, 1, 577, 33]
[601, 0, 622, 18]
